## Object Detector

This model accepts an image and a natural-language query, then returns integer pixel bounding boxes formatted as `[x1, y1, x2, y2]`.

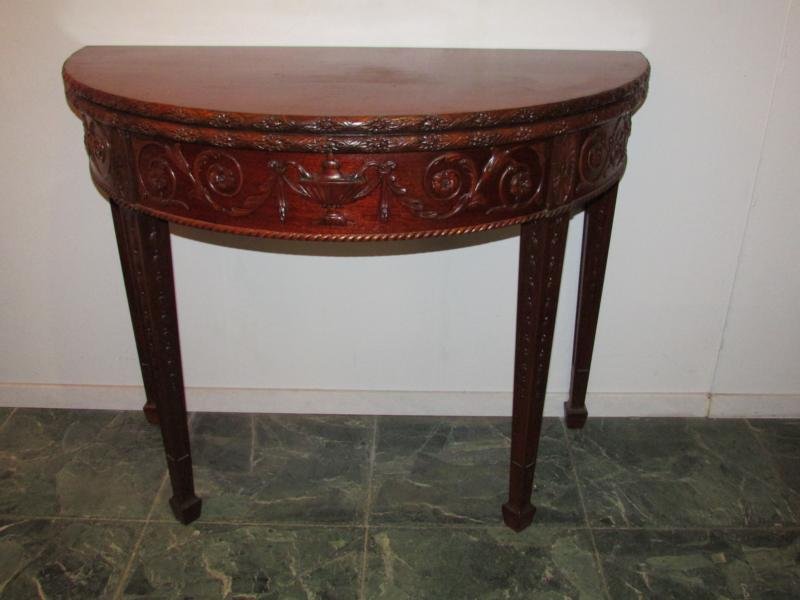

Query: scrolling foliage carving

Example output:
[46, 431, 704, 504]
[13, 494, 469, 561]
[265, 144, 545, 224]
[83, 116, 111, 181]
[134, 141, 550, 226]
[136, 143, 270, 216]
[403, 144, 545, 220]
[578, 116, 630, 187]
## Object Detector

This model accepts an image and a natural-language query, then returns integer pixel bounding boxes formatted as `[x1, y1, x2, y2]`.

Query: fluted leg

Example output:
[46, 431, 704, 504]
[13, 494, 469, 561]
[111, 203, 159, 425]
[565, 184, 618, 429]
[111, 203, 201, 524]
[503, 216, 569, 532]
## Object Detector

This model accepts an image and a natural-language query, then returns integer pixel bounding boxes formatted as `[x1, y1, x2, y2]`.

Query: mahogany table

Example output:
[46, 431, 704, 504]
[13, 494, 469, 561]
[62, 46, 649, 532]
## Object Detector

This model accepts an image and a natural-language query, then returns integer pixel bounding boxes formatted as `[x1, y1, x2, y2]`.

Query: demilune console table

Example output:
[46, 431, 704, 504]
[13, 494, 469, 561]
[62, 46, 649, 532]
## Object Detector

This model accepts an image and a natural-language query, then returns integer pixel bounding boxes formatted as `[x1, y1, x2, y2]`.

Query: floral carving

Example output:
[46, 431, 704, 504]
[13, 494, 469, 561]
[136, 143, 272, 216]
[578, 116, 631, 185]
[187, 150, 269, 217]
[419, 115, 447, 131]
[307, 117, 340, 132]
[83, 117, 111, 180]
[579, 130, 609, 183]
[137, 143, 187, 210]
[254, 116, 297, 131]
[551, 148, 576, 206]
[608, 116, 631, 168]
[263, 145, 545, 224]
[391, 145, 545, 220]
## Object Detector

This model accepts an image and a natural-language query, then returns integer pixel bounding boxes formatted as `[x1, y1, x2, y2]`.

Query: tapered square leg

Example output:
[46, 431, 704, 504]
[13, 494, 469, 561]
[111, 202, 201, 524]
[502, 217, 569, 532]
[565, 184, 618, 429]
[111, 203, 161, 425]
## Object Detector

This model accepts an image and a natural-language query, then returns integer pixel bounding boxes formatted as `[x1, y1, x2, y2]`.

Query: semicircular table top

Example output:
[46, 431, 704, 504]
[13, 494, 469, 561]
[63, 46, 649, 241]
[63, 46, 649, 132]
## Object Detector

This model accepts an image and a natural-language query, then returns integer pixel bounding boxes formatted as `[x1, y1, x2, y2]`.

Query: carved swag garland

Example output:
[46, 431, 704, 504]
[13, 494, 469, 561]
[125, 116, 630, 227]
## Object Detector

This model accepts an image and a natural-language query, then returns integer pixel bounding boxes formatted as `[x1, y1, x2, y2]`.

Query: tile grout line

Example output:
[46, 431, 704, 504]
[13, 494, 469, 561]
[561, 419, 613, 600]
[3, 512, 800, 533]
[741, 418, 798, 520]
[111, 410, 198, 597]
[742, 417, 782, 466]
[111, 469, 169, 599]
[0, 407, 17, 431]
[117, 408, 197, 597]
[358, 415, 378, 600]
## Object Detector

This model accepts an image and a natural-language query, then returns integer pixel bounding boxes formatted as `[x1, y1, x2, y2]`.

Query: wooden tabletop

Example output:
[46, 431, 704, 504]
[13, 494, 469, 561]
[63, 46, 649, 131]
[64, 46, 649, 241]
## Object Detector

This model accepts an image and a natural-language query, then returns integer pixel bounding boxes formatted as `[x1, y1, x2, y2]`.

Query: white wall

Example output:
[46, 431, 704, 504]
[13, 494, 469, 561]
[0, 1, 797, 417]
[712, 1, 800, 399]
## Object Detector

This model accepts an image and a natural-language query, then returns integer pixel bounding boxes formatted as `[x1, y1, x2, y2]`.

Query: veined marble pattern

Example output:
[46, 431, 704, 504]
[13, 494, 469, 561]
[0, 409, 166, 518]
[747, 419, 800, 496]
[151, 413, 373, 524]
[569, 418, 799, 528]
[594, 528, 800, 599]
[364, 527, 604, 599]
[0, 408, 797, 600]
[370, 416, 581, 525]
[121, 523, 363, 599]
[0, 518, 139, 598]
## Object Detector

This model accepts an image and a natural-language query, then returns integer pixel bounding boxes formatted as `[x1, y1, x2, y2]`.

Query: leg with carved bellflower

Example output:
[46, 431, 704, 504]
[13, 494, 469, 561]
[502, 216, 569, 532]
[111, 202, 201, 524]
[111, 202, 159, 425]
[564, 184, 618, 428]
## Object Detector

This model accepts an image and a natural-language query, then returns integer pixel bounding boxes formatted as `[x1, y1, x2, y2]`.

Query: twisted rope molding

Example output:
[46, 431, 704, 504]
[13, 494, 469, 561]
[97, 176, 622, 243]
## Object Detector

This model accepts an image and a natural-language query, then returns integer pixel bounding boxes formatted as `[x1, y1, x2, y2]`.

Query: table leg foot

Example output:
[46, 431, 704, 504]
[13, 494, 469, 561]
[564, 402, 588, 429]
[566, 184, 618, 430]
[502, 502, 536, 532]
[143, 402, 160, 425]
[169, 494, 202, 525]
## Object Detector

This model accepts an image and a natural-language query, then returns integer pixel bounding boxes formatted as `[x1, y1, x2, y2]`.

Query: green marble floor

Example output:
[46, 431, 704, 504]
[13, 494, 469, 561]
[0, 409, 797, 599]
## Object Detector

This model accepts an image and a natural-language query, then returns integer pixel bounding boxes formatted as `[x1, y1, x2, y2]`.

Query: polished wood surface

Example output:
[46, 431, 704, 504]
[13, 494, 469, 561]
[64, 46, 648, 240]
[64, 46, 648, 125]
[63, 46, 648, 531]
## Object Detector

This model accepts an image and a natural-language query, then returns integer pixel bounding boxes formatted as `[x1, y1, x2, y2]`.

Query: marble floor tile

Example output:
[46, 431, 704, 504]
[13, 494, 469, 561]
[747, 419, 800, 496]
[0, 409, 166, 518]
[121, 522, 362, 599]
[364, 526, 605, 599]
[568, 418, 799, 528]
[594, 528, 800, 600]
[152, 413, 373, 524]
[370, 417, 582, 526]
[0, 518, 140, 599]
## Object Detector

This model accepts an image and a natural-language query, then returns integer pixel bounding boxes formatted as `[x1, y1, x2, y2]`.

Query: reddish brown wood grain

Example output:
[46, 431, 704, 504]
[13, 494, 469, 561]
[63, 47, 648, 128]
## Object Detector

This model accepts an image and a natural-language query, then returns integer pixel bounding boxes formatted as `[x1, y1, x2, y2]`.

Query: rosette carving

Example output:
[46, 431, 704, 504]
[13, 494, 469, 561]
[608, 116, 631, 169]
[136, 143, 272, 216]
[188, 150, 269, 216]
[578, 116, 631, 186]
[579, 130, 609, 184]
[137, 143, 187, 210]
[82, 116, 111, 181]
[404, 145, 545, 219]
[413, 154, 480, 219]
